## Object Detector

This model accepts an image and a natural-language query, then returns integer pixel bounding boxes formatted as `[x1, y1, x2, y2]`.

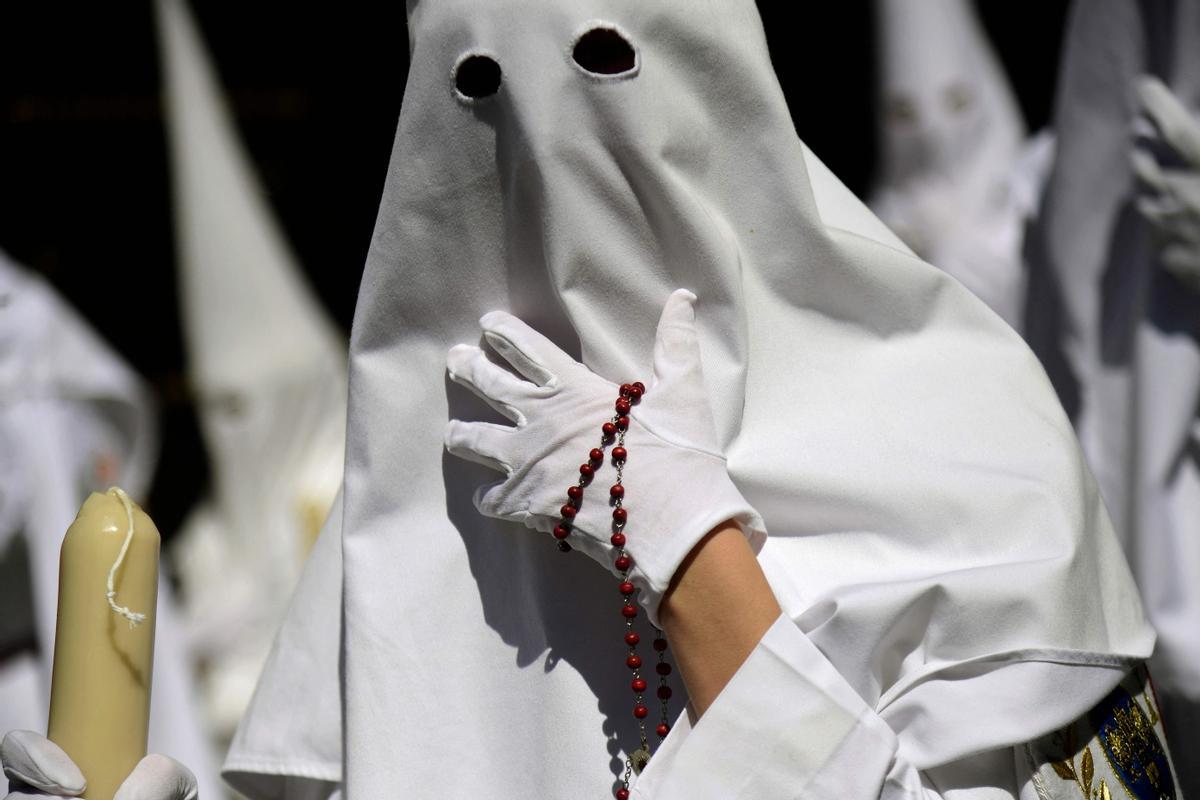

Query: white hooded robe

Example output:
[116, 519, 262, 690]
[228, 2, 1163, 797]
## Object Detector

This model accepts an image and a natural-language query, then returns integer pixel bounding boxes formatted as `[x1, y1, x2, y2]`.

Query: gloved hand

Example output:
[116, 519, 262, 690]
[2, 731, 197, 800]
[445, 289, 766, 625]
[1131, 76, 1200, 288]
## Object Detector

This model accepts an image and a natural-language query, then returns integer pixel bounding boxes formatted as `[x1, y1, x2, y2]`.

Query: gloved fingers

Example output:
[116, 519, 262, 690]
[650, 289, 704, 391]
[0, 731, 85, 797]
[447, 344, 533, 424]
[479, 311, 574, 387]
[1131, 147, 1168, 192]
[1161, 245, 1200, 285]
[1135, 76, 1200, 167]
[1136, 194, 1186, 229]
[1159, 170, 1200, 214]
[113, 754, 198, 800]
[472, 479, 517, 520]
[445, 419, 513, 475]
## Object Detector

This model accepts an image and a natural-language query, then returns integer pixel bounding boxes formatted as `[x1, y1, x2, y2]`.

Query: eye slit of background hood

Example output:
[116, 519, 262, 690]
[943, 83, 975, 114]
[885, 95, 918, 125]
[573, 27, 636, 75]
[454, 54, 502, 99]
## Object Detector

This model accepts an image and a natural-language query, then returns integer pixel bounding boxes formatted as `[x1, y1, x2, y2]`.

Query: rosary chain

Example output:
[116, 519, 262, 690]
[553, 382, 663, 800]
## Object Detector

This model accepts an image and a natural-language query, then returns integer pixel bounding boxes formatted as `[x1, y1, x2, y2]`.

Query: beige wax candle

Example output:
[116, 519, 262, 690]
[47, 488, 159, 800]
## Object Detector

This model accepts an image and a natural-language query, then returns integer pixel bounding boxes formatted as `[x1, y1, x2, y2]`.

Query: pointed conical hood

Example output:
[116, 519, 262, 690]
[157, 0, 344, 392]
[156, 0, 348, 736]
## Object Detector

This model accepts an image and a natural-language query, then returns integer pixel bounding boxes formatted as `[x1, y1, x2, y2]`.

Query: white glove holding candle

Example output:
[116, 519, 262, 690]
[1, 731, 197, 800]
[1132, 76, 1200, 287]
[445, 289, 766, 624]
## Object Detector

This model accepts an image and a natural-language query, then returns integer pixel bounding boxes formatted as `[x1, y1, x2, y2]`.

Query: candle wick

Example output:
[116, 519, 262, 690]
[105, 487, 147, 628]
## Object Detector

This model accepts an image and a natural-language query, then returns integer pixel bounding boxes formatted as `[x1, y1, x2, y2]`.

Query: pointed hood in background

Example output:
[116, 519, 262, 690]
[155, 0, 348, 739]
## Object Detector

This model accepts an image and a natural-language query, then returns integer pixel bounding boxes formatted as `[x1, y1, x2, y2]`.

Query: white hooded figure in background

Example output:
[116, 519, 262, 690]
[869, 0, 1053, 329]
[0, 253, 220, 796]
[155, 0, 348, 742]
[222, 1, 1175, 798]
[1023, 0, 1200, 784]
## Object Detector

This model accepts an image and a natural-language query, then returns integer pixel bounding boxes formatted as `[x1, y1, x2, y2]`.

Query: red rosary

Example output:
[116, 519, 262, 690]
[553, 380, 672, 799]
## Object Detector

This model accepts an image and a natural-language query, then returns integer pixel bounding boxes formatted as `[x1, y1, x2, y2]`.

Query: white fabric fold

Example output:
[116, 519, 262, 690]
[1024, 0, 1200, 708]
[634, 615, 1141, 799]
[223, 494, 344, 800]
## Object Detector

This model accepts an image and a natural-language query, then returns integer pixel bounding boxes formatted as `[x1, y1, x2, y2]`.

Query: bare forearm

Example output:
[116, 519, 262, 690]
[658, 520, 781, 717]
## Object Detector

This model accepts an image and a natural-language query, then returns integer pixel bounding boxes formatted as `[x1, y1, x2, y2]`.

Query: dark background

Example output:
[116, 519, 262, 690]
[0, 2, 1070, 538]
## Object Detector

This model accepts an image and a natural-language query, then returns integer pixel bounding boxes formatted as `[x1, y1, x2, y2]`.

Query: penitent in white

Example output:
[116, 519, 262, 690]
[229, 2, 1156, 798]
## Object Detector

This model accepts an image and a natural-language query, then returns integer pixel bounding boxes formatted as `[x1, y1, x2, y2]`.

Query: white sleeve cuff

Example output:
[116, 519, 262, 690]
[631, 614, 898, 799]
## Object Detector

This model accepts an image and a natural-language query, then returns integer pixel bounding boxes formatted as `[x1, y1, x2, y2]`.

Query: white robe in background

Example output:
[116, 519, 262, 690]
[155, 0, 348, 740]
[227, 1, 1165, 797]
[1023, 0, 1200, 787]
[0, 253, 222, 798]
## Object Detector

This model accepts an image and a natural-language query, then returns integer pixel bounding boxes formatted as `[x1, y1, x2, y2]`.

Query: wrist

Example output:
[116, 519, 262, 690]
[658, 520, 782, 716]
[616, 444, 766, 625]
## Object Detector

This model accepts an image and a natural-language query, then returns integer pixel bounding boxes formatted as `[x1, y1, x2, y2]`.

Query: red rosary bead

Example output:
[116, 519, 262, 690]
[616, 789, 630, 800]
[568, 389, 669, 786]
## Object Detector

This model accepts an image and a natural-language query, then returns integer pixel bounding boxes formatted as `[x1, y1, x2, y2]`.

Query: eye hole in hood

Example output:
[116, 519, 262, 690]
[454, 53, 502, 100]
[572, 26, 637, 76]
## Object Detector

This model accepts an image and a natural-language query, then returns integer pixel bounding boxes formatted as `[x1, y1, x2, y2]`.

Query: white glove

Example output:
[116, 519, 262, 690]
[1, 731, 197, 800]
[445, 289, 766, 624]
[1132, 76, 1200, 287]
